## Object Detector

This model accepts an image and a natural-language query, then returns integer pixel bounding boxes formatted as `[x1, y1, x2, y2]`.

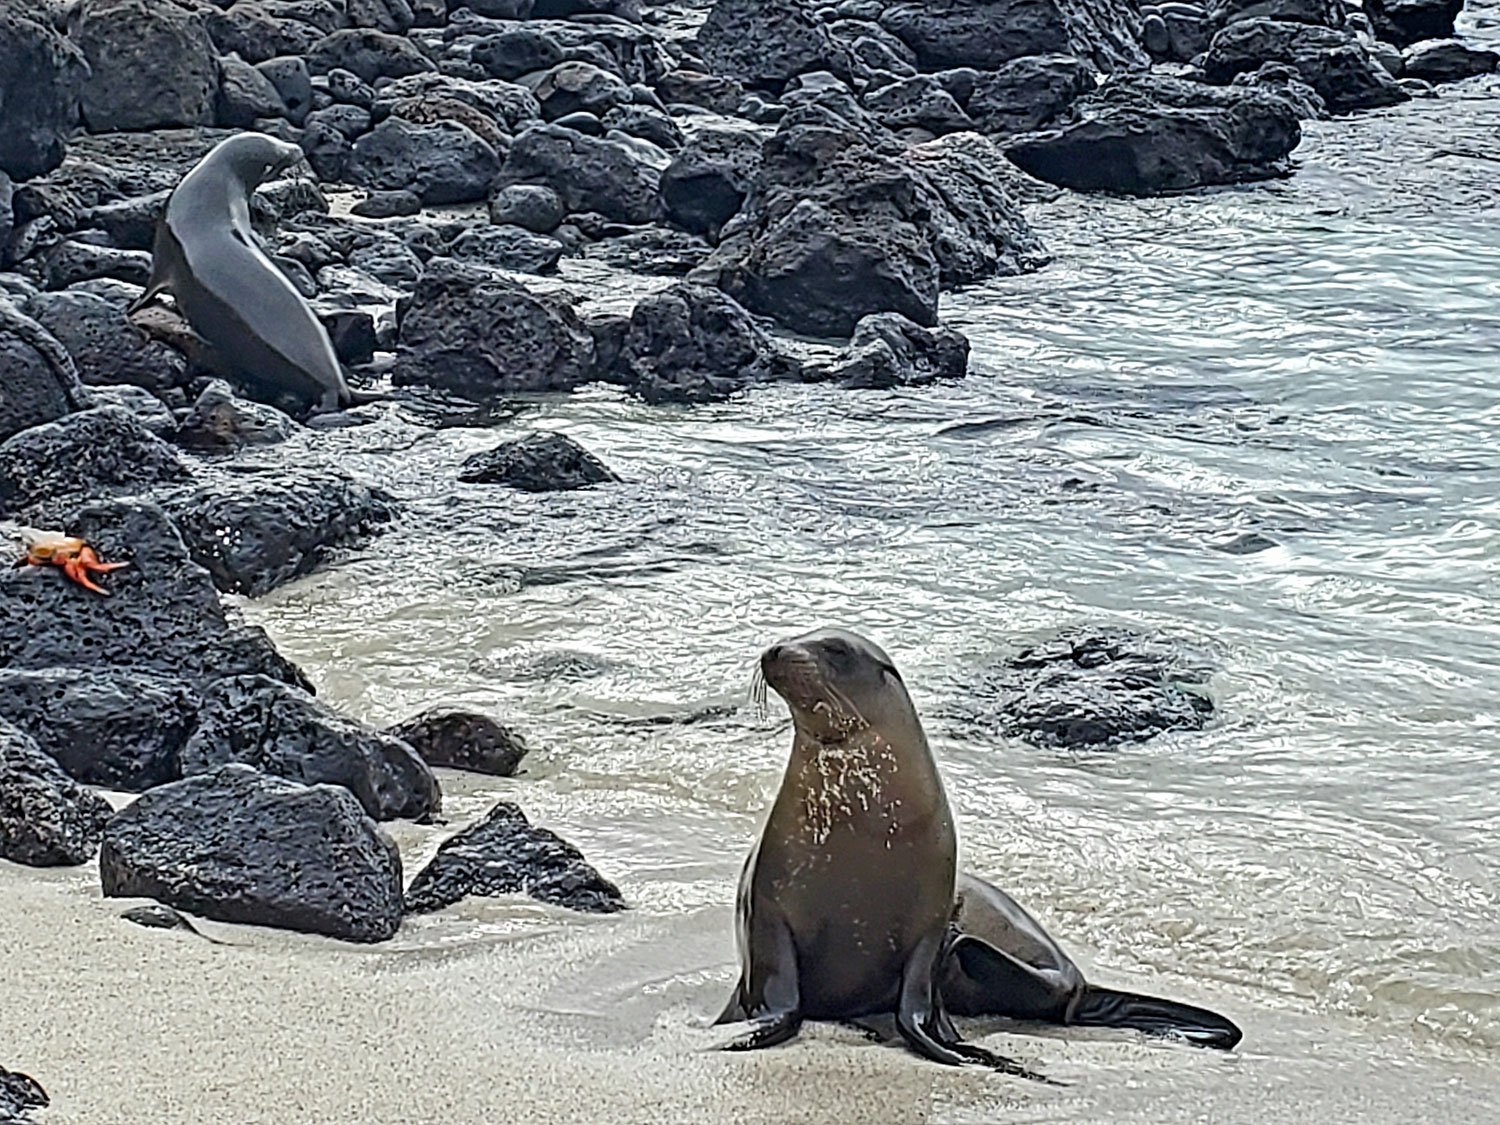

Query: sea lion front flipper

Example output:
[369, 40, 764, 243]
[946, 934, 1076, 1021]
[1070, 987, 1243, 1050]
[717, 909, 803, 1050]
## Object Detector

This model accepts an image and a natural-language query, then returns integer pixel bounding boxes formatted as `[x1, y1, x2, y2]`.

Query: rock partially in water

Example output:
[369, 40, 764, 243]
[0, 5, 88, 182]
[458, 431, 618, 491]
[101, 763, 406, 943]
[945, 628, 1215, 749]
[0, 717, 114, 867]
[698, 0, 860, 89]
[1365, 0, 1463, 47]
[1007, 74, 1301, 194]
[384, 708, 530, 776]
[0, 1065, 48, 1125]
[69, 0, 219, 133]
[181, 675, 440, 822]
[173, 380, 300, 453]
[1401, 39, 1499, 84]
[404, 800, 625, 915]
[0, 668, 198, 791]
[660, 126, 763, 240]
[23, 290, 188, 397]
[1230, 61, 1329, 119]
[158, 471, 395, 597]
[879, 0, 1149, 72]
[497, 124, 664, 225]
[349, 118, 502, 206]
[813, 313, 970, 389]
[1201, 19, 1409, 113]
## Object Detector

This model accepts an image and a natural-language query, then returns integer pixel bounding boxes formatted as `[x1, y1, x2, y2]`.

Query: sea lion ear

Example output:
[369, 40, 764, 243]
[878, 661, 903, 683]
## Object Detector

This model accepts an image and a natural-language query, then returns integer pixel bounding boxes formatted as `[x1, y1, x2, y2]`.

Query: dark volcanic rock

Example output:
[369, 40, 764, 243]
[533, 61, 633, 121]
[349, 118, 502, 205]
[258, 57, 315, 126]
[458, 431, 618, 490]
[497, 124, 664, 224]
[697, 0, 859, 89]
[70, 0, 219, 132]
[159, 472, 395, 598]
[350, 189, 421, 218]
[1006, 74, 1301, 194]
[0, 668, 198, 791]
[174, 379, 299, 452]
[471, 27, 565, 82]
[488, 183, 566, 233]
[0, 305, 74, 443]
[217, 54, 290, 130]
[307, 27, 437, 84]
[0, 407, 191, 518]
[23, 290, 188, 396]
[1201, 19, 1409, 113]
[1365, 0, 1463, 47]
[879, 0, 1148, 72]
[0, 1067, 48, 1124]
[660, 127, 764, 239]
[1231, 61, 1328, 118]
[966, 54, 1098, 136]
[944, 628, 1215, 749]
[182, 676, 439, 822]
[1205, 0, 1344, 25]
[0, 717, 114, 867]
[862, 75, 974, 133]
[0, 6, 88, 181]
[815, 313, 970, 388]
[100, 764, 405, 942]
[404, 801, 624, 914]
[385, 709, 530, 776]
[601, 104, 683, 151]
[617, 282, 802, 403]
[394, 257, 596, 397]
[449, 224, 565, 273]
[1401, 39, 1499, 83]
[581, 227, 712, 275]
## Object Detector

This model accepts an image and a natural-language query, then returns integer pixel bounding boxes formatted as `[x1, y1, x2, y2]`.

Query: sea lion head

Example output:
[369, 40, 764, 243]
[760, 627, 920, 745]
[211, 133, 305, 191]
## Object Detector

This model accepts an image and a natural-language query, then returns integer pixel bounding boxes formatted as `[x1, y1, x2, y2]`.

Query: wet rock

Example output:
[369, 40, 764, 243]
[258, 57, 315, 126]
[814, 313, 969, 388]
[0, 1067, 48, 1124]
[1006, 74, 1302, 194]
[450, 224, 564, 273]
[488, 183, 565, 232]
[966, 54, 1098, 136]
[533, 61, 633, 121]
[307, 28, 437, 85]
[384, 709, 530, 776]
[69, 0, 219, 133]
[1201, 19, 1409, 113]
[23, 290, 188, 396]
[217, 55, 290, 130]
[42, 241, 153, 291]
[458, 430, 618, 490]
[879, 0, 1148, 72]
[0, 6, 88, 182]
[697, 0, 858, 90]
[181, 677, 439, 822]
[0, 669, 198, 791]
[0, 407, 190, 518]
[616, 282, 801, 403]
[349, 118, 502, 205]
[173, 379, 299, 452]
[1401, 38, 1499, 83]
[158, 471, 395, 598]
[0, 717, 114, 867]
[100, 763, 405, 942]
[404, 800, 624, 914]
[497, 124, 663, 224]
[1364, 0, 1462, 47]
[0, 305, 74, 443]
[0, 497, 307, 688]
[944, 628, 1215, 749]
[660, 127, 763, 239]
[394, 257, 596, 397]
[1230, 60, 1328, 117]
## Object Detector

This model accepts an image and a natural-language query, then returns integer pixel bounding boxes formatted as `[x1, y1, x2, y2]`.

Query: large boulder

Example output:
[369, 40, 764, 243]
[1201, 19, 1409, 113]
[1007, 74, 1302, 194]
[616, 283, 803, 403]
[660, 127, 764, 239]
[181, 675, 440, 822]
[496, 124, 664, 224]
[813, 313, 970, 388]
[69, 0, 219, 132]
[23, 290, 189, 397]
[0, 718, 114, 867]
[458, 431, 619, 490]
[879, 0, 1148, 72]
[697, 0, 859, 89]
[1364, 0, 1463, 47]
[393, 257, 596, 397]
[0, 6, 89, 181]
[0, 303, 76, 443]
[384, 709, 530, 776]
[100, 764, 406, 943]
[349, 119, 502, 205]
[1401, 39, 1499, 83]
[966, 54, 1098, 136]
[306, 28, 437, 84]
[404, 801, 625, 915]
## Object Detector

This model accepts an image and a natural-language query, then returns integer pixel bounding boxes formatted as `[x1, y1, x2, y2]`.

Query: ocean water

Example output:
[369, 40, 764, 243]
[243, 27, 1500, 1090]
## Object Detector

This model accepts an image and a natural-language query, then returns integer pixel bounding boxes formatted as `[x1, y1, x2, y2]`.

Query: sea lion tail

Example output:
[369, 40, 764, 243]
[1071, 987, 1243, 1050]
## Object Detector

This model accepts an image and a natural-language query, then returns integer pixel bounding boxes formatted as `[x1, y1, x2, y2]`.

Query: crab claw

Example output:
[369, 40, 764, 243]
[61, 546, 129, 596]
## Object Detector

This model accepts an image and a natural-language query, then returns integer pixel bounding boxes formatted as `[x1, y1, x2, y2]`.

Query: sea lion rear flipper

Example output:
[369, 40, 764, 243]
[126, 279, 167, 317]
[1070, 986, 1243, 1050]
[946, 934, 1076, 1021]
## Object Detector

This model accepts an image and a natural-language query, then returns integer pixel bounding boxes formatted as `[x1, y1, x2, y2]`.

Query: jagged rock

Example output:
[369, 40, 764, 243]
[0, 717, 113, 866]
[306, 27, 437, 85]
[173, 379, 299, 452]
[23, 290, 188, 397]
[0, 6, 89, 181]
[0, 304, 74, 443]
[1201, 19, 1409, 113]
[879, 0, 1148, 72]
[394, 257, 596, 396]
[0, 668, 198, 791]
[384, 709, 529, 776]
[158, 471, 395, 598]
[0, 407, 190, 518]
[497, 124, 664, 224]
[100, 764, 406, 942]
[697, 0, 860, 89]
[458, 430, 618, 490]
[69, 0, 219, 132]
[660, 127, 763, 239]
[966, 54, 1098, 135]
[449, 224, 564, 273]
[349, 118, 502, 205]
[1007, 74, 1301, 193]
[1365, 0, 1463, 47]
[181, 676, 439, 822]
[404, 801, 624, 914]
[488, 183, 566, 232]
[1401, 38, 1499, 83]
[814, 313, 969, 388]
[1230, 60, 1328, 117]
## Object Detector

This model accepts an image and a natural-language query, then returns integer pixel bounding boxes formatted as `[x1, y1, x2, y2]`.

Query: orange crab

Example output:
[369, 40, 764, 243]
[16, 531, 129, 595]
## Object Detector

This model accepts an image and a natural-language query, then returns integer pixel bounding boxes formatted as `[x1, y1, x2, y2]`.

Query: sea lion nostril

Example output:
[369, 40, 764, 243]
[763, 644, 785, 665]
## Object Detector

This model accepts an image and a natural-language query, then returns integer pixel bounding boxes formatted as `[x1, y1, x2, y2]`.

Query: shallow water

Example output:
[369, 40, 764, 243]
[244, 29, 1500, 1087]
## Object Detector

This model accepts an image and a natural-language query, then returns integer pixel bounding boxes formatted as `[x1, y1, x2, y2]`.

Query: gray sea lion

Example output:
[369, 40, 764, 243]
[942, 873, 1243, 1049]
[129, 134, 353, 414]
[716, 627, 1048, 1078]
